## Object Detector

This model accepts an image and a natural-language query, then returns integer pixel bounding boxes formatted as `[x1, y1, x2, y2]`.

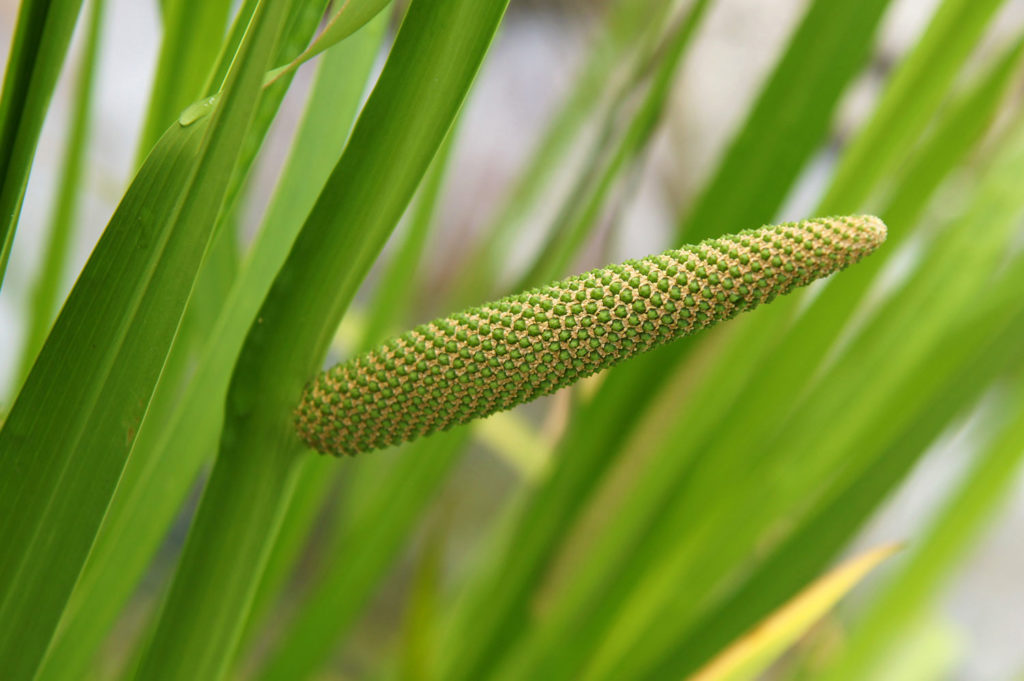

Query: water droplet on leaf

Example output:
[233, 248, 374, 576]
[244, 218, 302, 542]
[178, 96, 218, 127]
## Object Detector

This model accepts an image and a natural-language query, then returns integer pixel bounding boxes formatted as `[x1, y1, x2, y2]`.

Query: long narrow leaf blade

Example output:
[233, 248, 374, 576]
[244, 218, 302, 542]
[0, 115, 210, 680]
[0, 0, 292, 674]
[0, 0, 85, 287]
[15, 0, 106, 388]
[29, 10, 370, 681]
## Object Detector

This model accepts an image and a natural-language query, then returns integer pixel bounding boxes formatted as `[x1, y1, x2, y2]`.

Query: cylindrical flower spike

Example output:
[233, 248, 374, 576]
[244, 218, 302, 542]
[297, 215, 886, 456]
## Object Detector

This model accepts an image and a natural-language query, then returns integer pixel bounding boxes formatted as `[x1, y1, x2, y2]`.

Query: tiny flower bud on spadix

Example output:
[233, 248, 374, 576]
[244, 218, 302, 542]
[296, 215, 886, 456]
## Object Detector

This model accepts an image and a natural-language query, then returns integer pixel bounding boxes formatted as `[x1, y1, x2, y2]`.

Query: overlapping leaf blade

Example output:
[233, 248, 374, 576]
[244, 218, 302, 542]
[0, 0, 296, 674]
[135, 0, 233, 159]
[31, 6, 365, 680]
[131, 1, 511, 678]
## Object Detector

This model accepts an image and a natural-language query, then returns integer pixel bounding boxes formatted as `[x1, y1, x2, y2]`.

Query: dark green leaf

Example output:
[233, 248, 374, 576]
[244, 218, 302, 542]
[0, 0, 85, 287]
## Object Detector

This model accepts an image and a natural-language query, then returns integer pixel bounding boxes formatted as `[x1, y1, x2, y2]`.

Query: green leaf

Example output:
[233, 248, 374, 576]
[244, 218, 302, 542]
[0, 0, 296, 675]
[815, 376, 1024, 681]
[238, 111, 471, 679]
[0, 0, 85, 288]
[266, 0, 393, 83]
[878, 32, 1024, 228]
[131, 1, 510, 678]
[255, 432, 470, 681]
[360, 116, 460, 348]
[631, 297, 1024, 681]
[818, 0, 1008, 213]
[433, 1, 899, 670]
[15, 0, 106, 388]
[679, 0, 892, 243]
[204, 0, 260, 95]
[216, 0, 332, 223]
[235, 16, 394, 665]
[493, 91, 1024, 679]
[233, 456, 340, 667]
[135, 0, 233, 159]
[249, 87, 461, 681]
[608, 118, 1024, 680]
[504, 27, 1024, 681]
[31, 13, 387, 681]
[452, 0, 673, 305]
[635, 300, 1024, 681]
[0, 117, 210, 681]
[515, 0, 712, 289]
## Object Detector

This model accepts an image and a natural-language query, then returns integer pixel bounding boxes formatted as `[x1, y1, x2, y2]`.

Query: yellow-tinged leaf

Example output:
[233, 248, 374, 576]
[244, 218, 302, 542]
[687, 543, 901, 681]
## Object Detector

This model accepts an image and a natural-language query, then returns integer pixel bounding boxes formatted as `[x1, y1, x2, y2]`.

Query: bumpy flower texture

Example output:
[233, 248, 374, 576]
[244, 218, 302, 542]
[297, 215, 886, 456]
